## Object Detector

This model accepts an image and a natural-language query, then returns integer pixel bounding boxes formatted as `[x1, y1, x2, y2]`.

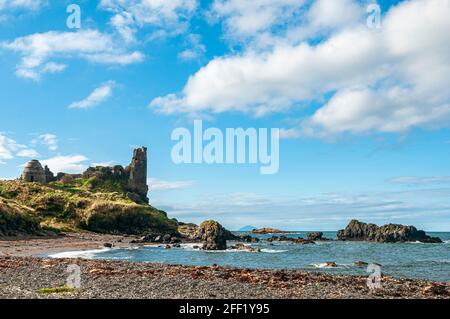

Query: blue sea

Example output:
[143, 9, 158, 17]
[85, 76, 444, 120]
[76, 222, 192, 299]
[48, 231, 450, 282]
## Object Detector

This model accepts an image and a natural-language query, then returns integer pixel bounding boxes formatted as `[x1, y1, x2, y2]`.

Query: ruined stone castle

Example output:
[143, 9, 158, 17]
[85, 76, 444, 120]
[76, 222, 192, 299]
[20, 147, 149, 203]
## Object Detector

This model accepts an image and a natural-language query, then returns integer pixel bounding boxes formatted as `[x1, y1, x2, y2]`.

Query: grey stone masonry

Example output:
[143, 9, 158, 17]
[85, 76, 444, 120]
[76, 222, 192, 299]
[127, 147, 149, 202]
[21, 160, 46, 183]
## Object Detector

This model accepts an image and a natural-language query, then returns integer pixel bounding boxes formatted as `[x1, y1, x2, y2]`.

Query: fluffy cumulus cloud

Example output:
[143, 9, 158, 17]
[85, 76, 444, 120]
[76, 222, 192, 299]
[151, 0, 450, 136]
[98, 0, 198, 42]
[2, 30, 144, 80]
[32, 133, 58, 151]
[41, 155, 88, 174]
[0, 133, 39, 162]
[68, 81, 116, 109]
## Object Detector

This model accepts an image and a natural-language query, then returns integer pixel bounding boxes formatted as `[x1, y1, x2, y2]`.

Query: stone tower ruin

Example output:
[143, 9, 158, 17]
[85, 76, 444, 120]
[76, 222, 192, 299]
[21, 160, 46, 183]
[127, 147, 149, 203]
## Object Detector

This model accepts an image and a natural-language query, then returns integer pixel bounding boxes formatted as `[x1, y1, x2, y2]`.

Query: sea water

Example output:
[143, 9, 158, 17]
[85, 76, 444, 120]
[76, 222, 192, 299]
[48, 231, 450, 282]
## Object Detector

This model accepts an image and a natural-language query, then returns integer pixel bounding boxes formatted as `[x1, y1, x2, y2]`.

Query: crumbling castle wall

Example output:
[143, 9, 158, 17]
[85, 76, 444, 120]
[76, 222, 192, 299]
[127, 147, 149, 203]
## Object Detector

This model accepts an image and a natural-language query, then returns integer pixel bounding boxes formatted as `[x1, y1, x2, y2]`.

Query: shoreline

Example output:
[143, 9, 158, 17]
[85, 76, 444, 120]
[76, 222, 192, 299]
[0, 232, 449, 299]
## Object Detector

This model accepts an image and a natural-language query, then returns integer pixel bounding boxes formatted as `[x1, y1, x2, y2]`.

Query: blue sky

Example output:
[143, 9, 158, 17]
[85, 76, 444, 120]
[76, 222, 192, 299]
[0, 0, 449, 230]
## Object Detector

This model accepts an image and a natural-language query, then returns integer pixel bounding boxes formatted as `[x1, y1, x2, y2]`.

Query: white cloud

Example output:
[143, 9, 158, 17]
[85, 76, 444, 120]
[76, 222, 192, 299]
[0, 0, 47, 11]
[0, 133, 18, 160]
[148, 177, 194, 191]
[2, 30, 144, 80]
[91, 161, 115, 167]
[32, 133, 58, 151]
[286, 0, 364, 42]
[178, 34, 206, 61]
[0, 132, 38, 161]
[209, 0, 305, 44]
[68, 81, 116, 109]
[98, 0, 197, 42]
[389, 176, 450, 186]
[41, 155, 88, 174]
[16, 149, 39, 158]
[151, 0, 450, 136]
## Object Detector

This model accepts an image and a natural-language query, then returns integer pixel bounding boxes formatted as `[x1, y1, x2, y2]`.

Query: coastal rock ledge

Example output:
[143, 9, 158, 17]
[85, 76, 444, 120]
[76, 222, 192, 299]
[337, 220, 442, 243]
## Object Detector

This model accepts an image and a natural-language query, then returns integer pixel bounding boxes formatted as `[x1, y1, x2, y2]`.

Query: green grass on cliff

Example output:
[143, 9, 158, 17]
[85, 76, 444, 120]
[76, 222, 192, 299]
[0, 197, 41, 236]
[0, 180, 177, 236]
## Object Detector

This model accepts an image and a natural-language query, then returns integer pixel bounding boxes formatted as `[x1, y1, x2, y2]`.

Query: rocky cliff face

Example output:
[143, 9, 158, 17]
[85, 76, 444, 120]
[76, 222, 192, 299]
[337, 219, 442, 243]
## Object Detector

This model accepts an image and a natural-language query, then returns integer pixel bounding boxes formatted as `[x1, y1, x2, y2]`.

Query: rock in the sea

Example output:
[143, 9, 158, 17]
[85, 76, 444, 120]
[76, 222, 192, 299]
[337, 219, 442, 243]
[252, 227, 287, 234]
[353, 261, 369, 267]
[324, 262, 337, 268]
[293, 238, 315, 245]
[237, 235, 260, 243]
[197, 220, 229, 250]
[307, 232, 323, 241]
[162, 234, 171, 243]
[228, 243, 261, 253]
[103, 243, 113, 248]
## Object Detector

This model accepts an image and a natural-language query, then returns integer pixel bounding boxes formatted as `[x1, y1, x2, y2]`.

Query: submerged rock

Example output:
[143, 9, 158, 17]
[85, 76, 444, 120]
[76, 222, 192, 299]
[293, 238, 315, 245]
[337, 219, 442, 243]
[353, 261, 369, 267]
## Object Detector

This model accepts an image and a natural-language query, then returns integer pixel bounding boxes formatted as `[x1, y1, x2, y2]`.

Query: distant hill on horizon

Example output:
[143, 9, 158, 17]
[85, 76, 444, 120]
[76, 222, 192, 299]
[237, 225, 257, 232]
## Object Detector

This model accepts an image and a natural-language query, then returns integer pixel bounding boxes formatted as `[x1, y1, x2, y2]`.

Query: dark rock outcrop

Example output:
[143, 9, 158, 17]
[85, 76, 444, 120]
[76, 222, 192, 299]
[197, 220, 229, 250]
[337, 219, 442, 243]
[307, 232, 323, 241]
[293, 238, 315, 245]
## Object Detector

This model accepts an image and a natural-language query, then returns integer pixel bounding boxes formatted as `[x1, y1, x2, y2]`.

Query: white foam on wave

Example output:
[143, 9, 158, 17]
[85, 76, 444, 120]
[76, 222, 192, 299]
[406, 241, 425, 244]
[180, 243, 202, 250]
[260, 249, 288, 253]
[48, 247, 111, 259]
[310, 262, 349, 269]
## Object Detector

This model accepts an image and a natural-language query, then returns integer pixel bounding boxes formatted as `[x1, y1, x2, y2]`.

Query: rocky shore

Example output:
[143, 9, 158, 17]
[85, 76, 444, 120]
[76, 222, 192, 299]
[0, 256, 448, 299]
